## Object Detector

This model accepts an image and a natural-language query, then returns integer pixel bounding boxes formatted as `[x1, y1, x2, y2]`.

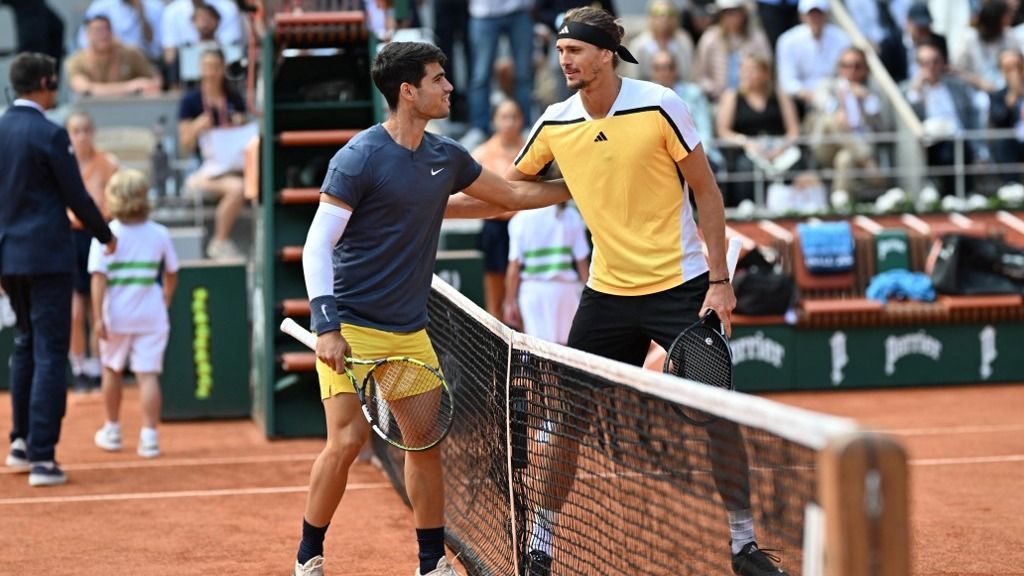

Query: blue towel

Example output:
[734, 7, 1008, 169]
[866, 270, 936, 303]
[797, 221, 854, 274]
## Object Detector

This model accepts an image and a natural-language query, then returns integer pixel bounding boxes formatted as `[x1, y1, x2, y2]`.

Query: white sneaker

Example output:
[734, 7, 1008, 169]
[6, 438, 30, 471]
[137, 436, 160, 458]
[94, 426, 123, 452]
[293, 555, 324, 576]
[415, 557, 462, 576]
[206, 238, 243, 260]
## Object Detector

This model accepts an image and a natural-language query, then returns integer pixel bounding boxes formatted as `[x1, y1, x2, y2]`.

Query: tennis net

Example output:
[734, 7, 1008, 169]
[373, 277, 908, 576]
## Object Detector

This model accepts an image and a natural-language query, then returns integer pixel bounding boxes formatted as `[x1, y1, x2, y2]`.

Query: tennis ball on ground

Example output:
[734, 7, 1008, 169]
[193, 311, 209, 325]
[193, 287, 208, 301]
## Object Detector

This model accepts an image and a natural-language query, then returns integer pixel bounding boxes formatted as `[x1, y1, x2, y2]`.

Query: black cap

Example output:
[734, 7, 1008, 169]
[908, 2, 932, 26]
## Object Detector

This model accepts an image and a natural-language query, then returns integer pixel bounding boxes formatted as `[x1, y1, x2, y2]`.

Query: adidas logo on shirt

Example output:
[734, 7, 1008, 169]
[593, 131, 608, 142]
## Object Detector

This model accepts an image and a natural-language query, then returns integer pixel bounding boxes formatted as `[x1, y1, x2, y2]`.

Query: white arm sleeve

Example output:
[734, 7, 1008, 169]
[303, 202, 352, 301]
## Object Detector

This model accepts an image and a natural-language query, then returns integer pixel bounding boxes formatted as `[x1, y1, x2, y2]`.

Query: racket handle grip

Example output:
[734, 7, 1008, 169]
[280, 317, 318, 350]
[726, 237, 742, 281]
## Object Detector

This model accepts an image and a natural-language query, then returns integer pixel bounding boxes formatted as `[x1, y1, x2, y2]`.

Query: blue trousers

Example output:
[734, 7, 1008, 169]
[467, 9, 534, 133]
[2, 273, 72, 463]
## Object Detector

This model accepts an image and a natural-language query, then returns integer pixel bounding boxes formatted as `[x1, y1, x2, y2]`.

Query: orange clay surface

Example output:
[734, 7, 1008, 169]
[1, 383, 1022, 575]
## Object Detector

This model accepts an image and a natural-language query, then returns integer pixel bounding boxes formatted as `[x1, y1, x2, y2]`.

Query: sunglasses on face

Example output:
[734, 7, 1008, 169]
[839, 61, 865, 69]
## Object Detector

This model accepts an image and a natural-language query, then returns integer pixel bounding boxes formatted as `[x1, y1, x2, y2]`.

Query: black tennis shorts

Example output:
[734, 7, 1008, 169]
[566, 272, 709, 367]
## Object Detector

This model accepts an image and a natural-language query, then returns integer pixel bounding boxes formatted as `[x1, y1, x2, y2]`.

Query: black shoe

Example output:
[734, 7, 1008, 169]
[522, 550, 551, 576]
[28, 461, 67, 487]
[731, 542, 788, 576]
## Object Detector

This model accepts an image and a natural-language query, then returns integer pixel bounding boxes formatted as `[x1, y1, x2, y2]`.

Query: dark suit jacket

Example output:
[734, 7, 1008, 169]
[0, 105, 112, 276]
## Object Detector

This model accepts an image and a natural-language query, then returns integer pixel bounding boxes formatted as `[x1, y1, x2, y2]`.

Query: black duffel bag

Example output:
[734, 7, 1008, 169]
[733, 248, 795, 315]
[930, 233, 1024, 295]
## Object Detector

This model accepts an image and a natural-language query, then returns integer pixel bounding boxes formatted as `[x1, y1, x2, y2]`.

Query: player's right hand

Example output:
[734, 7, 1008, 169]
[316, 330, 351, 374]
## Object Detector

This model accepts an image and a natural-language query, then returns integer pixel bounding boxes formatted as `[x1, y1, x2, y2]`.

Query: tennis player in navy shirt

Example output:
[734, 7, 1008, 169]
[292, 42, 569, 576]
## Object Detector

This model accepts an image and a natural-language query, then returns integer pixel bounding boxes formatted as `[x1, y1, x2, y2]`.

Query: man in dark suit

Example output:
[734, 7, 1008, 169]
[0, 52, 116, 487]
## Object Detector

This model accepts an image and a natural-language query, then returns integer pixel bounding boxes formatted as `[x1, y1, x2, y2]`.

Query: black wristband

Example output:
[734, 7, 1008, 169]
[309, 295, 341, 335]
[708, 277, 731, 285]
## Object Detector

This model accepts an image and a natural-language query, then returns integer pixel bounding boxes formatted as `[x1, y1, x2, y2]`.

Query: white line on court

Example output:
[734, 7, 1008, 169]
[909, 454, 1024, 466]
[882, 424, 1024, 436]
[0, 452, 320, 475]
[0, 482, 390, 506]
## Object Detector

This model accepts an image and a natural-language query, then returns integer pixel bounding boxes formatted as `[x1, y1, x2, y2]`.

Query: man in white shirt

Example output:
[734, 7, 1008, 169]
[775, 0, 850, 110]
[160, 0, 243, 67]
[78, 0, 165, 60]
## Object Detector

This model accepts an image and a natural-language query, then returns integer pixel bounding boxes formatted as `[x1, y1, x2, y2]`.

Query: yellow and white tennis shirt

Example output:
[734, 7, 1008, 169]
[514, 77, 708, 296]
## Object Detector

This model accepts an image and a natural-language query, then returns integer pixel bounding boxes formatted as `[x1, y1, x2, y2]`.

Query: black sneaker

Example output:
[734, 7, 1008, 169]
[731, 542, 788, 576]
[28, 462, 67, 487]
[522, 550, 551, 576]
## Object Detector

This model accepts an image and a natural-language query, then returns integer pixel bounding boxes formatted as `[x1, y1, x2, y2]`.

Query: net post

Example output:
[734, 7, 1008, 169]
[818, 432, 909, 576]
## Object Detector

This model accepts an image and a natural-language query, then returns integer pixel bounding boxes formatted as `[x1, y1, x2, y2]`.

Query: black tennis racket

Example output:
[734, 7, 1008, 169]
[280, 318, 454, 451]
[662, 309, 734, 425]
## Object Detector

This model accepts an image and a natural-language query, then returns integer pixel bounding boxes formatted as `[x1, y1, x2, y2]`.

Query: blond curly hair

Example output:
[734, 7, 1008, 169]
[105, 169, 150, 221]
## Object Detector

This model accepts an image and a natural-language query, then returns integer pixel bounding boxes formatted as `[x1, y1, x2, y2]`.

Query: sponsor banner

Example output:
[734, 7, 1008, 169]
[795, 323, 1024, 388]
[163, 262, 251, 420]
[732, 325, 796, 392]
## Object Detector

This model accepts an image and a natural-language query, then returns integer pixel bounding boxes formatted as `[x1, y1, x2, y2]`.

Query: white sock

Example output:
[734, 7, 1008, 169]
[83, 357, 102, 378]
[105, 421, 121, 434]
[729, 509, 755, 554]
[529, 508, 557, 555]
[140, 427, 158, 445]
[69, 354, 85, 376]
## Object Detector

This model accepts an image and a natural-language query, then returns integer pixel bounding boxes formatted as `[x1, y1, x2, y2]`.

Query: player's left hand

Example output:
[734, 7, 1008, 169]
[700, 283, 736, 337]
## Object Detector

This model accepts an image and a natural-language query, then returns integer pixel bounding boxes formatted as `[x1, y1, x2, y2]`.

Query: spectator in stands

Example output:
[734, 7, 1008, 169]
[534, 0, 616, 31]
[879, 1, 948, 84]
[161, 0, 243, 74]
[78, 0, 165, 61]
[66, 15, 162, 97]
[775, 0, 850, 113]
[679, 0, 715, 45]
[842, 0, 911, 50]
[89, 169, 179, 460]
[0, 0, 65, 69]
[651, 50, 722, 168]
[464, 0, 535, 148]
[503, 202, 590, 344]
[755, 0, 799, 50]
[716, 51, 801, 206]
[954, 0, 1021, 93]
[433, 0, 471, 122]
[693, 0, 771, 102]
[471, 100, 525, 323]
[811, 47, 885, 195]
[66, 110, 120, 394]
[625, 0, 695, 82]
[988, 48, 1024, 184]
[178, 48, 248, 260]
[905, 41, 979, 197]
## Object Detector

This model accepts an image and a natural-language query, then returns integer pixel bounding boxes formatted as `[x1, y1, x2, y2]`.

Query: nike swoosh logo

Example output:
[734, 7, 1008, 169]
[431, 168, 445, 176]
[320, 304, 329, 320]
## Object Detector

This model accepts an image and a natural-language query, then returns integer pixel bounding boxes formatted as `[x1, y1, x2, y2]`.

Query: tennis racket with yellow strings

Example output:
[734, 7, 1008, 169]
[280, 318, 454, 451]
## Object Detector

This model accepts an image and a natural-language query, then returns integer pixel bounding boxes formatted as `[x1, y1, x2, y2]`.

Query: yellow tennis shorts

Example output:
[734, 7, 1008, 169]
[316, 324, 440, 400]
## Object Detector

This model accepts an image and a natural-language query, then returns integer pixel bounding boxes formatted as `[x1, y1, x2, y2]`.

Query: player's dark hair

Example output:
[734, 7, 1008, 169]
[563, 7, 626, 67]
[9, 52, 58, 96]
[371, 42, 447, 111]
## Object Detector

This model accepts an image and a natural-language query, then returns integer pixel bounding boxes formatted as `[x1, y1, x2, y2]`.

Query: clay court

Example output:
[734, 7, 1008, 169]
[1, 382, 1021, 575]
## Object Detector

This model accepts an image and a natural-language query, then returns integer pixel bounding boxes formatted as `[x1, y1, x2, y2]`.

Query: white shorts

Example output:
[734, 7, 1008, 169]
[100, 331, 169, 374]
[518, 280, 582, 345]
